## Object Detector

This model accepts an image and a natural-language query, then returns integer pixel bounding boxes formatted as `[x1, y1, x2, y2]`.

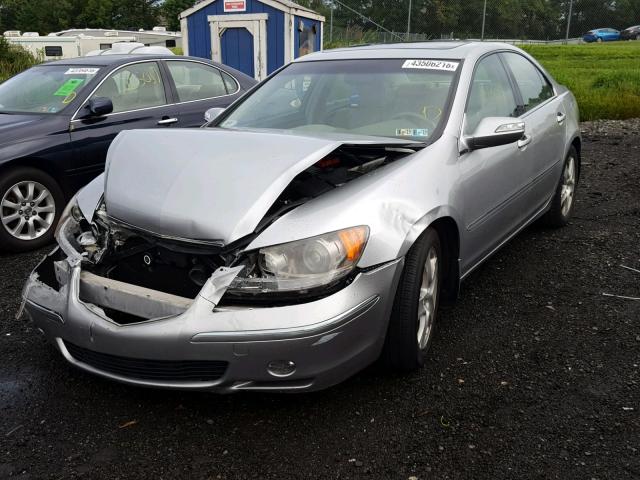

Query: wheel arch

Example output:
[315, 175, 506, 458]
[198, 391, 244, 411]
[570, 136, 582, 182]
[0, 157, 67, 197]
[399, 211, 461, 305]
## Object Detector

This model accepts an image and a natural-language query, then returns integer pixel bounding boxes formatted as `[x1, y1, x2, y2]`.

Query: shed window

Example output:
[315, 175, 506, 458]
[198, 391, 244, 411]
[298, 22, 316, 57]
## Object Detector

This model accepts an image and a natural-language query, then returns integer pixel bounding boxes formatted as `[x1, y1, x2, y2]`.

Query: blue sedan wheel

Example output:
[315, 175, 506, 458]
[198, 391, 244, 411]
[0, 167, 64, 252]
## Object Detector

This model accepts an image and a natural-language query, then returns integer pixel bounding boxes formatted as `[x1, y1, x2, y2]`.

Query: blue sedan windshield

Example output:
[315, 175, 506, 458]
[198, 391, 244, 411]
[0, 65, 100, 114]
[218, 59, 459, 141]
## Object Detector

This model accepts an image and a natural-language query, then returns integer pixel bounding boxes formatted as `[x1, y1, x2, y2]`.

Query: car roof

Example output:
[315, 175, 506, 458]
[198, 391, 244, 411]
[39, 55, 210, 67]
[295, 41, 523, 62]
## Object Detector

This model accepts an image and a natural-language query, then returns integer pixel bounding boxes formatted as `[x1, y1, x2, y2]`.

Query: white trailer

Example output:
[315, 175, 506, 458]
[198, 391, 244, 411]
[4, 36, 79, 60]
[4, 35, 137, 60]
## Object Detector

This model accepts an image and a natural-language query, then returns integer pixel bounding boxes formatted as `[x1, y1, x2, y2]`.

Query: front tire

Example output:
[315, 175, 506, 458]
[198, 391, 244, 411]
[0, 167, 64, 252]
[382, 228, 442, 371]
[542, 146, 578, 228]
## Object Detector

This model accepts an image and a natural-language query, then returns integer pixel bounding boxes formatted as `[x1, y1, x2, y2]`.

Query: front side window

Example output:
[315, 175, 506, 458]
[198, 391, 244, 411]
[501, 53, 553, 113]
[217, 59, 459, 142]
[0, 65, 100, 114]
[166, 61, 228, 102]
[465, 54, 518, 134]
[92, 62, 166, 113]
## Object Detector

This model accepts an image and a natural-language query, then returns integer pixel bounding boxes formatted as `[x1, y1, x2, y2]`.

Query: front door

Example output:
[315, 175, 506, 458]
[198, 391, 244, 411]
[69, 61, 178, 185]
[458, 53, 530, 272]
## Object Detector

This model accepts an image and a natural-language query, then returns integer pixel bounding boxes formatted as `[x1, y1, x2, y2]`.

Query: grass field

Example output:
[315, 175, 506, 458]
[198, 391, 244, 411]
[521, 42, 640, 121]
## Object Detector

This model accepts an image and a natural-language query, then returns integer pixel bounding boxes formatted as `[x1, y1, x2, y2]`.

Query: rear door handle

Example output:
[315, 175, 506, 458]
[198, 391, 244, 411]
[157, 117, 178, 126]
[517, 134, 532, 149]
[556, 112, 566, 124]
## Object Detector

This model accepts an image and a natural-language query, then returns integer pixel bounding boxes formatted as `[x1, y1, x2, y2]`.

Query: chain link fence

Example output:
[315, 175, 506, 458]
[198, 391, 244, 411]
[321, 0, 640, 47]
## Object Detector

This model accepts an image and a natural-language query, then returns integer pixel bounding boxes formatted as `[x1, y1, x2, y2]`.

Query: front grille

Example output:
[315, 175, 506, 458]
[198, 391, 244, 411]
[64, 342, 228, 382]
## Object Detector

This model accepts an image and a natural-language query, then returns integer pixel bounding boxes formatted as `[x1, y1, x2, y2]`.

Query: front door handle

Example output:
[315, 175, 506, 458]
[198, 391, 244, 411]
[517, 134, 532, 149]
[158, 117, 178, 126]
[556, 112, 566, 124]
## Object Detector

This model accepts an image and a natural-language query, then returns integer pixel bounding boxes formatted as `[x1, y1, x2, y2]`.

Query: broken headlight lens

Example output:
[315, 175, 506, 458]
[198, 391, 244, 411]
[54, 195, 93, 261]
[54, 194, 83, 239]
[229, 226, 369, 294]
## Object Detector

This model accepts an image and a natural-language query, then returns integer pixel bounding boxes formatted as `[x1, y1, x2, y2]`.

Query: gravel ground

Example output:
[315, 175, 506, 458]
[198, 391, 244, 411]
[1, 120, 639, 480]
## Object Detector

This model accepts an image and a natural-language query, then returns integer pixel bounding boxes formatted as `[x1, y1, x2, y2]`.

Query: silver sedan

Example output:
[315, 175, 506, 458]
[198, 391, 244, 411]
[22, 42, 580, 392]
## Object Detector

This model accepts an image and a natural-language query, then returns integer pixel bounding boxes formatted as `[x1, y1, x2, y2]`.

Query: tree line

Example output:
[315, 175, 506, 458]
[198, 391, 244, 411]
[1, 0, 639, 40]
[298, 0, 640, 39]
[0, 0, 194, 34]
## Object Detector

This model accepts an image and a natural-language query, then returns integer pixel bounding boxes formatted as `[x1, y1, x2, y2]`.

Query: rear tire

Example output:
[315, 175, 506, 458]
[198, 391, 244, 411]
[382, 228, 442, 371]
[0, 167, 64, 252]
[542, 146, 578, 228]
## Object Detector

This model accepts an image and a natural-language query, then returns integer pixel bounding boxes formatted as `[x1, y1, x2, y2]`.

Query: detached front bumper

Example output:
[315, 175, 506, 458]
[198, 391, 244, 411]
[23, 249, 403, 392]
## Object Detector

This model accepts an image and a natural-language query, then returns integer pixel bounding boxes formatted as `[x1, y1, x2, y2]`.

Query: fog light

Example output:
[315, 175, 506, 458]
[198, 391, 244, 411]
[267, 360, 296, 377]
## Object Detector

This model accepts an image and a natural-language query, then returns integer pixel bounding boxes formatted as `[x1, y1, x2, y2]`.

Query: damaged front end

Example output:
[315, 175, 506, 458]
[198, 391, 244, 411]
[20, 134, 416, 391]
[51, 199, 248, 324]
[45, 139, 420, 323]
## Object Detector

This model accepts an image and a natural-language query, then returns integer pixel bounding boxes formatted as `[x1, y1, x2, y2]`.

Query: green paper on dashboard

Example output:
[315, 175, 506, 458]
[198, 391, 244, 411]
[54, 78, 84, 96]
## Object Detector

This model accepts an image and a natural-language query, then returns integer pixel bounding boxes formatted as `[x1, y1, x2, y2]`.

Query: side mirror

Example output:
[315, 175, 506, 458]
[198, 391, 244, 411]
[81, 97, 113, 118]
[464, 117, 525, 151]
[204, 107, 225, 123]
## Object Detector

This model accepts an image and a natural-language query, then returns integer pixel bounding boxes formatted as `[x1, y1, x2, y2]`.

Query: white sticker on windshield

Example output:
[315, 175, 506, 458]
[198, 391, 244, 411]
[64, 68, 100, 75]
[402, 59, 459, 71]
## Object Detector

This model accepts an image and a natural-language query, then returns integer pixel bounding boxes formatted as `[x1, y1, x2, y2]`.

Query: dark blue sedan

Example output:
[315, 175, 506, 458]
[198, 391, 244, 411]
[583, 28, 621, 42]
[0, 54, 256, 251]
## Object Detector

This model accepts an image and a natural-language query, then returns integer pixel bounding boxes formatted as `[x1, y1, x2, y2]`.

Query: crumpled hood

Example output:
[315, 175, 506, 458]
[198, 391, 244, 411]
[104, 128, 413, 245]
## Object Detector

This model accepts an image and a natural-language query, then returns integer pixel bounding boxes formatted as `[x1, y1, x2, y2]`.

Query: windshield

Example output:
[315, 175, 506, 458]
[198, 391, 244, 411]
[0, 65, 100, 114]
[218, 59, 459, 141]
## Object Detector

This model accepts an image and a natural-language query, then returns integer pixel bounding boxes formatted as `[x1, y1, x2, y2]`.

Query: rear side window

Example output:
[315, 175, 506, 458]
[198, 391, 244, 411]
[221, 71, 239, 94]
[465, 53, 519, 134]
[501, 53, 554, 113]
[167, 61, 228, 102]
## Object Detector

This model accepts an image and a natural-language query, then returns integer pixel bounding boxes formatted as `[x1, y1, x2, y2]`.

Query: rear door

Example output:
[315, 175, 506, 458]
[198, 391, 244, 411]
[500, 52, 566, 212]
[69, 60, 178, 182]
[163, 60, 242, 127]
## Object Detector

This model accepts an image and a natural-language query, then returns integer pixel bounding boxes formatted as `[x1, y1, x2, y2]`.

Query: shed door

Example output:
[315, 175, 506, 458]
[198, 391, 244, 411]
[221, 28, 254, 78]
[209, 14, 268, 80]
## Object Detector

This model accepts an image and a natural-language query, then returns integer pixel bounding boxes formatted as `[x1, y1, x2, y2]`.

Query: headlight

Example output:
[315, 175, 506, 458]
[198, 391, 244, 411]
[54, 194, 83, 239]
[54, 195, 88, 262]
[228, 226, 369, 294]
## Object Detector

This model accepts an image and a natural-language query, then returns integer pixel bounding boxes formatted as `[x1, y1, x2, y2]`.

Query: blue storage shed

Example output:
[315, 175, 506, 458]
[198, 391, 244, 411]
[180, 0, 325, 80]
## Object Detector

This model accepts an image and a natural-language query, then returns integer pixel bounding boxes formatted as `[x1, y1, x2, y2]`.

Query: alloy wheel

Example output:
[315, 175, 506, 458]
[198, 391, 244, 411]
[560, 156, 576, 217]
[1, 181, 56, 241]
[417, 246, 439, 350]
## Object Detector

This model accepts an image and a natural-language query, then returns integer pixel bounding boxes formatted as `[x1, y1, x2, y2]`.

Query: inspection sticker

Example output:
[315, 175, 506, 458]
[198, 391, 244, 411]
[64, 67, 100, 75]
[396, 128, 429, 137]
[402, 59, 459, 71]
[54, 78, 84, 96]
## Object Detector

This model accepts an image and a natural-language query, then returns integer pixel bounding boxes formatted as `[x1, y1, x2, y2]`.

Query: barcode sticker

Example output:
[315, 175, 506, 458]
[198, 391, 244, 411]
[402, 60, 459, 71]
